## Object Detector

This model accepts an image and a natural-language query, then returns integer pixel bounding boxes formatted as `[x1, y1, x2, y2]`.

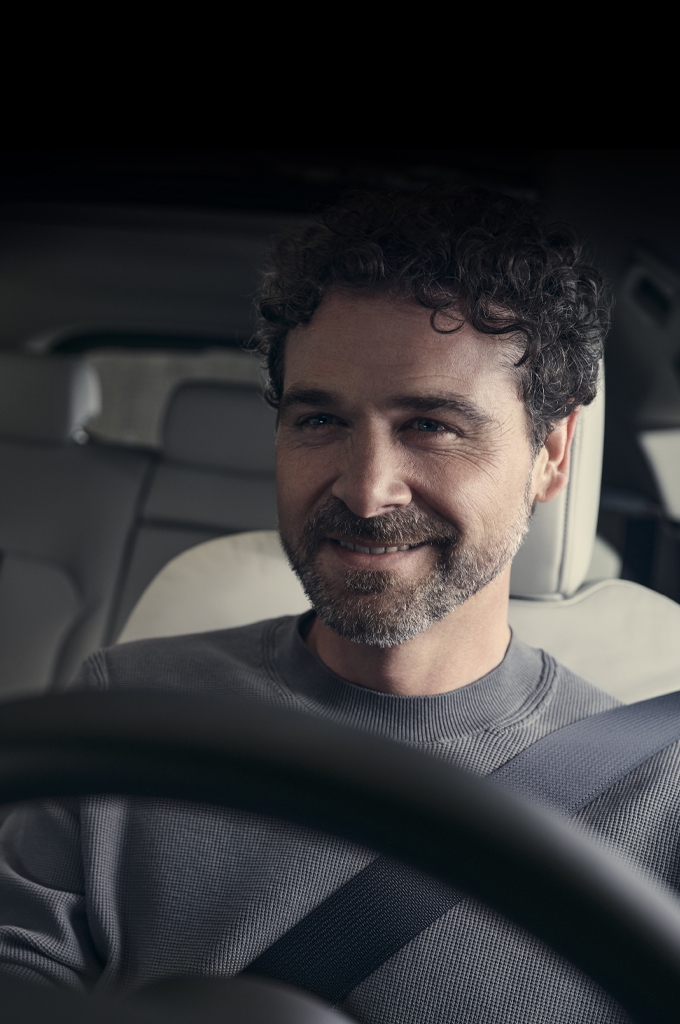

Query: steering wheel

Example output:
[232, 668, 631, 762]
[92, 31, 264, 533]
[1, 690, 680, 1024]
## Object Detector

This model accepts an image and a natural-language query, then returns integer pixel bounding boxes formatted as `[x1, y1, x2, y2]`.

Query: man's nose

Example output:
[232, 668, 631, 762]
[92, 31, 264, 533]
[330, 433, 412, 519]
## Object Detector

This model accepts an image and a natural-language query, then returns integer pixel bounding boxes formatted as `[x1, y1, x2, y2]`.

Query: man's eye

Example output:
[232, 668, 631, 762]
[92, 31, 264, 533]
[413, 418, 446, 433]
[302, 413, 335, 427]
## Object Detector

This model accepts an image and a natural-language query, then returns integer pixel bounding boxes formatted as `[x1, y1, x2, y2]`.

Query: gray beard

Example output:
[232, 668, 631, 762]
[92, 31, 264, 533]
[279, 485, 534, 649]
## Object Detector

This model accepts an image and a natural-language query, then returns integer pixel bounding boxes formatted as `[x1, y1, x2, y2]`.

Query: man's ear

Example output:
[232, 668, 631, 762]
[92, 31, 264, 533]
[533, 407, 581, 504]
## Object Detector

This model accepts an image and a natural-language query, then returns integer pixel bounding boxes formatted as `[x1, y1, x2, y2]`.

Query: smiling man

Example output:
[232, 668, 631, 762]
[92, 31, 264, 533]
[5, 186, 680, 1024]
[275, 290, 577, 696]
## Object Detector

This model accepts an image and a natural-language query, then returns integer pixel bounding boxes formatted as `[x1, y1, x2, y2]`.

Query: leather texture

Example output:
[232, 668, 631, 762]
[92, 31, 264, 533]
[117, 531, 309, 646]
[508, 579, 680, 701]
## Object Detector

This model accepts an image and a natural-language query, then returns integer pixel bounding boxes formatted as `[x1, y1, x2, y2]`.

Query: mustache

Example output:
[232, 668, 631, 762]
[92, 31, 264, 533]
[302, 496, 458, 548]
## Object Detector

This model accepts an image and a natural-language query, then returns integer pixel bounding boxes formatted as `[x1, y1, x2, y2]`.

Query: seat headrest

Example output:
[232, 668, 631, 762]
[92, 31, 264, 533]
[509, 366, 605, 600]
[0, 354, 101, 443]
[162, 382, 277, 474]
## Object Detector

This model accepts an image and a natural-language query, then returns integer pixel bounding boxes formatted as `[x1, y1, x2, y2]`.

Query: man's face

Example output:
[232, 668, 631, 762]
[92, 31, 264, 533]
[276, 291, 537, 648]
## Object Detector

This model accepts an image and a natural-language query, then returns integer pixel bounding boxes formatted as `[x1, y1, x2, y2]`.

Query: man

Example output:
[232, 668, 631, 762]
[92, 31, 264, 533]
[0, 187, 675, 1023]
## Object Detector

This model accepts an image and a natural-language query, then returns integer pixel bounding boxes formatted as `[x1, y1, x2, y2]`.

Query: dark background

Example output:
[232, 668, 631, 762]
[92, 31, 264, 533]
[5, 148, 680, 301]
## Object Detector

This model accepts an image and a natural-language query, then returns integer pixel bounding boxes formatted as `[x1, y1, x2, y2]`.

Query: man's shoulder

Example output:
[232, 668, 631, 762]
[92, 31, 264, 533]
[550, 653, 623, 714]
[74, 617, 299, 702]
[508, 637, 622, 735]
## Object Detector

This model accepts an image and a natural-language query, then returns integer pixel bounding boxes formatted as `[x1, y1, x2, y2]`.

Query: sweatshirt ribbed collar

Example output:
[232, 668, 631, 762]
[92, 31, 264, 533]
[272, 614, 550, 745]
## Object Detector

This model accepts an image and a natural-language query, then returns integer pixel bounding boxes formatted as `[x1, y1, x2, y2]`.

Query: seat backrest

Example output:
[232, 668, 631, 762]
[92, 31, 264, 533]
[118, 368, 680, 703]
[109, 381, 278, 640]
[0, 354, 152, 697]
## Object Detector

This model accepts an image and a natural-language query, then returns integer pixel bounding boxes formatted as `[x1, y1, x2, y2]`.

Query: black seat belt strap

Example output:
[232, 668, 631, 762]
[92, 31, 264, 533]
[491, 688, 680, 816]
[245, 689, 680, 1003]
[244, 856, 461, 1002]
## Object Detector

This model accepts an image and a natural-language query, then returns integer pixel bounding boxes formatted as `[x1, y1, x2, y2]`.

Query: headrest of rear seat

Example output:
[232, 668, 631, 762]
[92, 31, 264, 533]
[162, 382, 277, 474]
[509, 364, 605, 600]
[0, 353, 101, 443]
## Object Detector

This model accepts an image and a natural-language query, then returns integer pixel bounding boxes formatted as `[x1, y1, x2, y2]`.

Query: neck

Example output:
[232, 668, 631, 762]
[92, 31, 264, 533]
[303, 565, 512, 696]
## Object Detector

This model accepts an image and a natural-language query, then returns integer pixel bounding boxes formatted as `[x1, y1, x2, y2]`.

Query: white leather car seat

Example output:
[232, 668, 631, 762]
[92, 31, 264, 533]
[118, 371, 680, 704]
[0, 354, 152, 696]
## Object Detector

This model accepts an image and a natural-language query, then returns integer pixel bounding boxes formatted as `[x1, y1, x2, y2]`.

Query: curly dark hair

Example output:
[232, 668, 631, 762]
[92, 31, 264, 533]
[250, 186, 611, 452]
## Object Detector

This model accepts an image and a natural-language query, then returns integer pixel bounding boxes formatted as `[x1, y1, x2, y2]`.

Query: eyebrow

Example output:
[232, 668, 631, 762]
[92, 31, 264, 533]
[387, 393, 499, 429]
[279, 388, 338, 415]
[279, 387, 498, 430]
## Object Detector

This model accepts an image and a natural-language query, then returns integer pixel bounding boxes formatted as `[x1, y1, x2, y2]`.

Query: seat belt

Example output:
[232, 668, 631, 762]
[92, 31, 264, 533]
[244, 689, 680, 1003]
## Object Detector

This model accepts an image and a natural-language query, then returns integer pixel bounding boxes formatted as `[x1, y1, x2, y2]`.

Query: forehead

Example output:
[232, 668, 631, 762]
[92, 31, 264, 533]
[283, 290, 520, 409]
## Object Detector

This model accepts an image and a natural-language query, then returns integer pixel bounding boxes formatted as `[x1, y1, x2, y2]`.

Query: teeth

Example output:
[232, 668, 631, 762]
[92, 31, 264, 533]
[337, 540, 417, 554]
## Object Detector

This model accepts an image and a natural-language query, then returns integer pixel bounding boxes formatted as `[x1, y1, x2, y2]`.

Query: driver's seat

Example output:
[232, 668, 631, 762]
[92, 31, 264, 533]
[116, 374, 680, 704]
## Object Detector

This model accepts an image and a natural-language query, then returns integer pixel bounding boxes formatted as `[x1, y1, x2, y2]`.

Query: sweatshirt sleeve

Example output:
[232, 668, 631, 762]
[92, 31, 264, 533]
[0, 654, 106, 988]
[0, 799, 102, 988]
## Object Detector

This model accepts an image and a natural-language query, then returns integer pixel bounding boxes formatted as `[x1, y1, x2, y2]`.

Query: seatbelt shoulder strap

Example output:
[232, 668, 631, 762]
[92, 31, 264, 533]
[245, 689, 680, 1003]
[493, 688, 680, 815]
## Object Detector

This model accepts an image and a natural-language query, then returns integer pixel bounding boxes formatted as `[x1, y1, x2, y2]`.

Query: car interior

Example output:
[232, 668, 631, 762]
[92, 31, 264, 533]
[2, 150, 680, 1022]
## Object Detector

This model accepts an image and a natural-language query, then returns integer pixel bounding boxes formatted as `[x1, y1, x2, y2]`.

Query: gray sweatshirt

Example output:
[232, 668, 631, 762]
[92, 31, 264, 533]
[1, 614, 679, 1023]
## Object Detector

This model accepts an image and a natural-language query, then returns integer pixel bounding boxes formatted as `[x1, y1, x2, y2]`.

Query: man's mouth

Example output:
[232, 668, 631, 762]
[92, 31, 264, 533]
[330, 538, 424, 555]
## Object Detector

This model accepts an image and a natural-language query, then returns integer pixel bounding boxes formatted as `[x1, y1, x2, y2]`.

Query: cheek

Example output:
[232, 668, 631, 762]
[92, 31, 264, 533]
[276, 442, 334, 518]
[412, 454, 524, 532]
[408, 453, 492, 515]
